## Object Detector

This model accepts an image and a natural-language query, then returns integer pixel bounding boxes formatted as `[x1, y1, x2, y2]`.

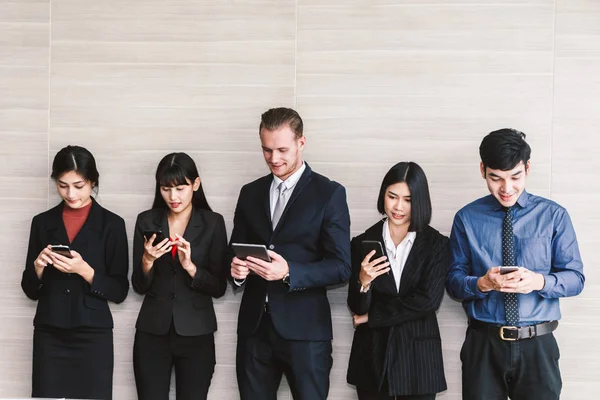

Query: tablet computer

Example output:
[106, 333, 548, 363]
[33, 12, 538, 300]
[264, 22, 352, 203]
[231, 243, 272, 262]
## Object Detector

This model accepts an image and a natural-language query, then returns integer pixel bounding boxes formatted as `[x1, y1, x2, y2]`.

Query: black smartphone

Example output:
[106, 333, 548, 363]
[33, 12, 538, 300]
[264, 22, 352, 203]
[499, 266, 519, 275]
[51, 244, 73, 258]
[231, 243, 272, 262]
[143, 230, 166, 247]
[360, 240, 385, 261]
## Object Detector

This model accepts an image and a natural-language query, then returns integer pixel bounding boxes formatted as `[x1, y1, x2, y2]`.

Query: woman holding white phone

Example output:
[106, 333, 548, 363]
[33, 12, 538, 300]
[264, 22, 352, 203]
[131, 152, 228, 400]
[346, 162, 449, 400]
[21, 145, 129, 399]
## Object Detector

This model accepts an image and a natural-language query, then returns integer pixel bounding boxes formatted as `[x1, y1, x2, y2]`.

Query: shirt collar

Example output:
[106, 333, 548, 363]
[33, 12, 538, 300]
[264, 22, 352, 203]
[489, 190, 530, 211]
[382, 219, 416, 254]
[272, 162, 306, 191]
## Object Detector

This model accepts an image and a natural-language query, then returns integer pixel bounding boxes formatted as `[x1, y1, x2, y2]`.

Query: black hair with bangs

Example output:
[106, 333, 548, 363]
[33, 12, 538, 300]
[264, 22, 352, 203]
[152, 152, 212, 211]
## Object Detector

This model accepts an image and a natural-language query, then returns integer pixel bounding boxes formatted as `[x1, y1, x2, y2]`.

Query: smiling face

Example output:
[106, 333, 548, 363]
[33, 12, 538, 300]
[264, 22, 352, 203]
[160, 177, 200, 214]
[56, 170, 94, 209]
[481, 160, 530, 207]
[260, 124, 306, 181]
[383, 181, 412, 229]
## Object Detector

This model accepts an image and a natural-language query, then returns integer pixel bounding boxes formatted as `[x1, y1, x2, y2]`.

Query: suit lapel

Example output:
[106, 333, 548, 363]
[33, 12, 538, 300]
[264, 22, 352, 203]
[45, 203, 70, 246]
[151, 208, 176, 265]
[272, 164, 313, 237]
[398, 230, 426, 295]
[182, 207, 205, 245]
[69, 199, 103, 249]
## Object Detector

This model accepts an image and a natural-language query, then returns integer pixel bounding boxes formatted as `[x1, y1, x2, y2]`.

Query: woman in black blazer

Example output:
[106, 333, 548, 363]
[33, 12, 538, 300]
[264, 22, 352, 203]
[347, 162, 448, 400]
[21, 145, 129, 400]
[131, 152, 228, 400]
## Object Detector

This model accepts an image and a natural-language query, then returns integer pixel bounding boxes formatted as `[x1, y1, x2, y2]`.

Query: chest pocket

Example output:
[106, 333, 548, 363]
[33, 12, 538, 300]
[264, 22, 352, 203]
[516, 237, 551, 273]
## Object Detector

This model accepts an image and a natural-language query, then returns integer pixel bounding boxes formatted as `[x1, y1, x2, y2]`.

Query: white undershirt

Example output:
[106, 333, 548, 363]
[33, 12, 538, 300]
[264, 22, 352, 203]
[382, 219, 416, 292]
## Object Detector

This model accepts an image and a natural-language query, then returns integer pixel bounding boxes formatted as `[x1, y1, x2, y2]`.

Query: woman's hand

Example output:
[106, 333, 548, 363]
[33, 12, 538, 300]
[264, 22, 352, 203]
[353, 313, 369, 327]
[358, 250, 390, 289]
[33, 245, 53, 279]
[175, 234, 197, 278]
[49, 250, 95, 284]
[141, 234, 172, 276]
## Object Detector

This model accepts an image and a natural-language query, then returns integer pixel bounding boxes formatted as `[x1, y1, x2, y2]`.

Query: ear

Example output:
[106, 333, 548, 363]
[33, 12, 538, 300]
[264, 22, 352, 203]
[192, 177, 201, 191]
[298, 135, 306, 150]
[525, 160, 531, 175]
[480, 162, 486, 179]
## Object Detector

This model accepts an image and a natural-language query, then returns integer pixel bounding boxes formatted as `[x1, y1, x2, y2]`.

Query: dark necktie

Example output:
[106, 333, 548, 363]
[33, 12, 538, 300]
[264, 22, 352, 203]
[503, 206, 519, 325]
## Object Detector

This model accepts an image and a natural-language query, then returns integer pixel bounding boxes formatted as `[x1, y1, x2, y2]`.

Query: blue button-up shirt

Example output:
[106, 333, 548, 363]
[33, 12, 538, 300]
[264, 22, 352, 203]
[446, 191, 584, 326]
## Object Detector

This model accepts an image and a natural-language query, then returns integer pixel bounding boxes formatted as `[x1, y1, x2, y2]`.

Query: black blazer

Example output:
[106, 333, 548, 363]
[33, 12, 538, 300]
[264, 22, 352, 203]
[131, 207, 228, 336]
[21, 199, 129, 329]
[347, 221, 448, 396]
[229, 163, 352, 341]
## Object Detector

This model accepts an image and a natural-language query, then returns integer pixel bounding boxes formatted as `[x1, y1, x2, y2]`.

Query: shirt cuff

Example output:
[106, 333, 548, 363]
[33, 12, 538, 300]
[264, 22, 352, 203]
[233, 278, 246, 286]
[468, 276, 489, 299]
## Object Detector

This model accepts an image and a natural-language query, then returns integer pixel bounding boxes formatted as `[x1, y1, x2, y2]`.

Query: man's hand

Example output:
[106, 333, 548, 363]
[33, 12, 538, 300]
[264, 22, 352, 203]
[478, 266, 544, 294]
[231, 256, 251, 280]
[500, 267, 545, 294]
[246, 250, 289, 281]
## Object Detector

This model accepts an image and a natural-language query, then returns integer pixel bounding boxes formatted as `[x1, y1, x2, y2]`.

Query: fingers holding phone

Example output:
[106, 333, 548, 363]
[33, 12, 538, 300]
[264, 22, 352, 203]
[142, 231, 172, 262]
[231, 256, 250, 281]
[358, 240, 389, 288]
[34, 245, 54, 278]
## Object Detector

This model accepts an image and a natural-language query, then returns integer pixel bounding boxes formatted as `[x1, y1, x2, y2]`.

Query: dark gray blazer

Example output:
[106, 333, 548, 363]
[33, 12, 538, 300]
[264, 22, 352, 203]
[132, 207, 228, 336]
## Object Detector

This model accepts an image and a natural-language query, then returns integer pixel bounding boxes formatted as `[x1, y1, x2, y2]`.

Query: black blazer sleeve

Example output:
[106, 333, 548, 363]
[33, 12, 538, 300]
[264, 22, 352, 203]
[190, 213, 228, 298]
[347, 236, 372, 315]
[88, 216, 129, 303]
[369, 234, 449, 329]
[22, 216, 45, 300]
[287, 184, 352, 290]
[131, 214, 154, 294]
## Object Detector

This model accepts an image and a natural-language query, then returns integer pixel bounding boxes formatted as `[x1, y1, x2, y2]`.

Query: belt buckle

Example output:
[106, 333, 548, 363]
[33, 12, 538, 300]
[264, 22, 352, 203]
[499, 326, 518, 341]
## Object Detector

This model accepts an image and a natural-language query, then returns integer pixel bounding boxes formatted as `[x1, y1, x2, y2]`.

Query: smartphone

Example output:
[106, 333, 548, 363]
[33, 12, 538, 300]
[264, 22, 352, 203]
[143, 230, 166, 247]
[51, 244, 73, 258]
[360, 240, 386, 261]
[499, 266, 520, 275]
[231, 243, 272, 262]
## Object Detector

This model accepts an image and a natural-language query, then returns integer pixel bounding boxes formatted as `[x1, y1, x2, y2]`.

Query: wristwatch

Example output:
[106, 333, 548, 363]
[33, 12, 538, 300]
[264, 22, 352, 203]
[282, 273, 290, 286]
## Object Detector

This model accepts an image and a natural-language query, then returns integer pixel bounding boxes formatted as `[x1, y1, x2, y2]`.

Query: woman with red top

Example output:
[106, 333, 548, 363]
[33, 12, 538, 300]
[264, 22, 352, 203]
[21, 145, 129, 399]
[131, 152, 228, 400]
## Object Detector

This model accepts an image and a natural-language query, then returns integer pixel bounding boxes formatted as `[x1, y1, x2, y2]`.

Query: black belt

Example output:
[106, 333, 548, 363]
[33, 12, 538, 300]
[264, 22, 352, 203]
[469, 319, 558, 341]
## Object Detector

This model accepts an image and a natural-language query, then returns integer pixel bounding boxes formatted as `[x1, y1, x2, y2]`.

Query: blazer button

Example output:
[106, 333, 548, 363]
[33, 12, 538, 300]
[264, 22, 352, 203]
[169, 293, 175, 299]
[172, 268, 177, 275]
[64, 289, 71, 294]
[269, 244, 275, 250]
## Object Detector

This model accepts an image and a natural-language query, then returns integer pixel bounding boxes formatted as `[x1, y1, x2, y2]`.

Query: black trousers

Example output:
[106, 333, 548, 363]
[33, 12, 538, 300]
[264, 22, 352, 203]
[32, 326, 113, 400]
[460, 325, 561, 400]
[236, 311, 333, 400]
[133, 325, 215, 400]
[357, 388, 435, 400]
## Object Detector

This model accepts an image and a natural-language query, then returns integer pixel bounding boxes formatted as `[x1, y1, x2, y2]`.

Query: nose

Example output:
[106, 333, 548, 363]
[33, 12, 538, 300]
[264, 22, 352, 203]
[67, 187, 76, 198]
[501, 180, 512, 194]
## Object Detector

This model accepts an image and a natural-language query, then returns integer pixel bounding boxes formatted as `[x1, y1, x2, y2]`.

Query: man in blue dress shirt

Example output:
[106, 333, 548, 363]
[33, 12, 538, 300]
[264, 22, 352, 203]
[446, 128, 584, 400]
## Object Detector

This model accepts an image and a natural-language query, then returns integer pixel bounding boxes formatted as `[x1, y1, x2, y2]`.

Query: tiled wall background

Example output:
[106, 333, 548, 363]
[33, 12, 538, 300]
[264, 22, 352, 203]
[1, 0, 598, 398]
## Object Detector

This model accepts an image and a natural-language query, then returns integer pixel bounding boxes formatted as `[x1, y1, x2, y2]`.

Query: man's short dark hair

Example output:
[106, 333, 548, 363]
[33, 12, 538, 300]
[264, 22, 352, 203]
[259, 107, 303, 139]
[480, 128, 531, 171]
[377, 162, 432, 232]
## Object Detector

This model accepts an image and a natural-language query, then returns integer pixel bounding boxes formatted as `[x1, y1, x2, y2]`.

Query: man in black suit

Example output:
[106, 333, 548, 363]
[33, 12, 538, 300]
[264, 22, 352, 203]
[230, 107, 352, 400]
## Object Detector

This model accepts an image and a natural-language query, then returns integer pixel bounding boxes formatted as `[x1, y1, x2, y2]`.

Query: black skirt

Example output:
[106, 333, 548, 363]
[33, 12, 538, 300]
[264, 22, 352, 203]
[32, 326, 113, 400]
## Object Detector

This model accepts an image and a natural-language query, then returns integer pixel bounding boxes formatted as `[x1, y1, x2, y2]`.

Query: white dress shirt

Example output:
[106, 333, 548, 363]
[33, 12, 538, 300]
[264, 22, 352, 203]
[270, 162, 306, 220]
[382, 219, 416, 292]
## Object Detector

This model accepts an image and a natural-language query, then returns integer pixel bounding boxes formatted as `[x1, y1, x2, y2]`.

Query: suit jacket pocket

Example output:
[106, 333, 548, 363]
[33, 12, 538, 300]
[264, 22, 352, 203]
[84, 294, 108, 310]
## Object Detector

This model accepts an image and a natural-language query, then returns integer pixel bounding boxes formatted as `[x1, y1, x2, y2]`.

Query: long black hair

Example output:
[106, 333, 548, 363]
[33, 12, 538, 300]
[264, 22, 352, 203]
[51, 145, 99, 191]
[376, 161, 432, 232]
[152, 152, 211, 211]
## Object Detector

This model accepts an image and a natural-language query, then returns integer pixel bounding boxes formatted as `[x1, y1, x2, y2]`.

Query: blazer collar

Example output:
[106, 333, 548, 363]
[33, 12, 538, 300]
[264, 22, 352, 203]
[151, 206, 205, 244]
[45, 197, 104, 246]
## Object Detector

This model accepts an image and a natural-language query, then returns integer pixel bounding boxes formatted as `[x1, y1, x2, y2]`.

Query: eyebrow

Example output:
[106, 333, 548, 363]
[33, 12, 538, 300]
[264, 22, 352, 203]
[58, 180, 85, 185]
[387, 190, 410, 197]
[489, 170, 523, 178]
